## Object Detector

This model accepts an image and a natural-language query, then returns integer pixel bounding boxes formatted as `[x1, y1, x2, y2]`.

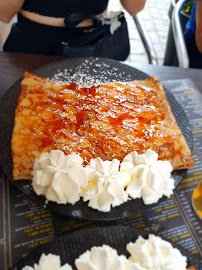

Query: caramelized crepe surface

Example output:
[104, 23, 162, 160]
[11, 72, 195, 180]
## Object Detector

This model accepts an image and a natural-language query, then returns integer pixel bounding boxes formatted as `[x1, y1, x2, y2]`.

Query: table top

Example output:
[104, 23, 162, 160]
[0, 52, 201, 270]
[0, 52, 202, 99]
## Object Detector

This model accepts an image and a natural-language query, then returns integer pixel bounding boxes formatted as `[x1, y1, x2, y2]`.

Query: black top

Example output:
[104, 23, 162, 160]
[22, 0, 109, 18]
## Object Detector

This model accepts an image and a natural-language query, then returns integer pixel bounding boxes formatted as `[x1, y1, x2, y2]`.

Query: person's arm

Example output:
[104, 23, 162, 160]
[0, 0, 24, 23]
[120, 0, 146, 16]
[195, 0, 202, 53]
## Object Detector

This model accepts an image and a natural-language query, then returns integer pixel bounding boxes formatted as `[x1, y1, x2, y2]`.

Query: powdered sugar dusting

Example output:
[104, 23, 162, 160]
[53, 58, 134, 83]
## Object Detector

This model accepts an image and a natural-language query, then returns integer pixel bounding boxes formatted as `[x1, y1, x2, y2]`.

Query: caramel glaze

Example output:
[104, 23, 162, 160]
[16, 80, 177, 166]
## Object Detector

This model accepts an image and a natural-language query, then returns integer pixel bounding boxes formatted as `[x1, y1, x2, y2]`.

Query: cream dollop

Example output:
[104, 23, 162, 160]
[32, 149, 175, 211]
[22, 235, 188, 270]
[22, 253, 72, 270]
[81, 158, 130, 212]
[75, 244, 129, 270]
[127, 234, 187, 270]
[32, 150, 88, 205]
[120, 149, 174, 204]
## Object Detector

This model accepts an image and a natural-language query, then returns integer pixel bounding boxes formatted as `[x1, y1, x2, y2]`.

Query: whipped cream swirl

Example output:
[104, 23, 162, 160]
[81, 158, 130, 212]
[32, 149, 175, 211]
[127, 234, 187, 270]
[22, 253, 72, 270]
[75, 244, 129, 270]
[120, 149, 174, 204]
[22, 235, 188, 270]
[32, 150, 88, 205]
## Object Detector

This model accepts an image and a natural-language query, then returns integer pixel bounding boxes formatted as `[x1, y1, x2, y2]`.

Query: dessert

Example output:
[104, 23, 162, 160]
[75, 245, 129, 270]
[127, 234, 187, 270]
[21, 235, 196, 270]
[22, 253, 72, 270]
[32, 149, 174, 211]
[12, 72, 195, 180]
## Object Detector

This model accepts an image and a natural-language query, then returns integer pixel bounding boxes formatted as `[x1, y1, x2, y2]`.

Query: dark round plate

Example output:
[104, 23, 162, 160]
[10, 226, 200, 270]
[0, 57, 193, 220]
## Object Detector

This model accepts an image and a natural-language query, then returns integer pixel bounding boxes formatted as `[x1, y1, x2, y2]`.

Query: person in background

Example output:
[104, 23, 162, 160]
[0, 0, 146, 58]
[184, 0, 202, 68]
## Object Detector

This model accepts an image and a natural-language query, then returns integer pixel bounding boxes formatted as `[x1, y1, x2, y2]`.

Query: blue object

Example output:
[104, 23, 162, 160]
[184, 0, 196, 39]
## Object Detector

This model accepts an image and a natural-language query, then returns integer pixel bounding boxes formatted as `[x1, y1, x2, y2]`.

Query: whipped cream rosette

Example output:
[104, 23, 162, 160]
[32, 150, 88, 205]
[21, 234, 189, 270]
[22, 253, 72, 270]
[81, 158, 130, 212]
[120, 149, 175, 204]
[32, 149, 175, 211]
[75, 245, 130, 270]
[126, 234, 187, 270]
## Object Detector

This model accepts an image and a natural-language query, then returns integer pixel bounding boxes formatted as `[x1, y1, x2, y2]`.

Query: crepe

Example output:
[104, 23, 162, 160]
[11, 72, 195, 180]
